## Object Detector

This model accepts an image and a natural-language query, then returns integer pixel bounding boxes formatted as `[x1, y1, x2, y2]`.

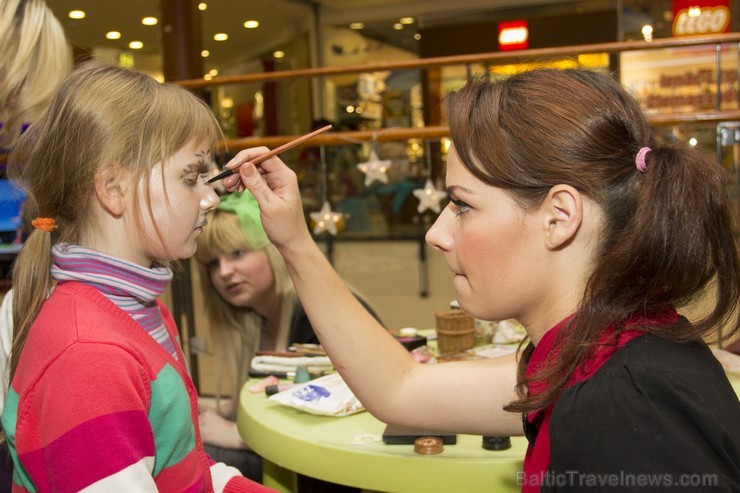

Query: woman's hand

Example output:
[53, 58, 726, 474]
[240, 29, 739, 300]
[222, 148, 312, 250]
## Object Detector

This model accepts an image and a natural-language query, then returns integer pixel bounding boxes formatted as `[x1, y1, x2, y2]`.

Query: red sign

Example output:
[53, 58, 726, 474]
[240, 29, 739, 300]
[498, 20, 529, 51]
[673, 0, 731, 36]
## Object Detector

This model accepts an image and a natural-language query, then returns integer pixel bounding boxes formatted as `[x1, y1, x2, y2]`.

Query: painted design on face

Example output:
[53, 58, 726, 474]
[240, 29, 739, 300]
[180, 149, 213, 187]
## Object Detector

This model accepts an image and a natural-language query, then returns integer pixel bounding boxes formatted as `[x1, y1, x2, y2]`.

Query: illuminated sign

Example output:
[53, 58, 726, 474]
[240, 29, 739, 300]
[672, 0, 731, 36]
[498, 20, 529, 51]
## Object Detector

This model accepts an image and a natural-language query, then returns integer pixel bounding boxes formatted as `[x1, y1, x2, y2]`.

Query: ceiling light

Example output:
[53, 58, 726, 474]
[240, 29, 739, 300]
[68, 10, 85, 19]
[244, 20, 259, 29]
[642, 24, 653, 36]
[106, 31, 121, 40]
[204, 74, 213, 80]
[201, 50, 210, 57]
[198, 3, 207, 10]
[273, 50, 285, 59]
[208, 69, 218, 76]
[214, 33, 228, 41]
[393, 23, 403, 30]
[221, 98, 234, 109]
[129, 41, 144, 50]
[349, 22, 364, 30]
[414, 33, 421, 40]
[399, 17, 414, 25]
[142, 17, 158, 26]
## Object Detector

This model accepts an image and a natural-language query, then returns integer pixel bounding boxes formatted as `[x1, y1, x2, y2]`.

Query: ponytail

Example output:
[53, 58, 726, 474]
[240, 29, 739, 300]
[8, 225, 56, 383]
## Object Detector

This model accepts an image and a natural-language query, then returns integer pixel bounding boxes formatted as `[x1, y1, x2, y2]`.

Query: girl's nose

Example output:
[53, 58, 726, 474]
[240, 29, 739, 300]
[201, 187, 220, 212]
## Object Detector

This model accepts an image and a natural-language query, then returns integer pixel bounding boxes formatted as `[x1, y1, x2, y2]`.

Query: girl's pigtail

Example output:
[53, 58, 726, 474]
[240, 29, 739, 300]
[9, 221, 56, 382]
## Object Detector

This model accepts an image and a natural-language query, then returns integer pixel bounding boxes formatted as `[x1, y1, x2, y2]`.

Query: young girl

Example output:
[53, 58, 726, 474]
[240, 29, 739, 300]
[224, 68, 740, 492]
[193, 190, 380, 490]
[3, 62, 274, 492]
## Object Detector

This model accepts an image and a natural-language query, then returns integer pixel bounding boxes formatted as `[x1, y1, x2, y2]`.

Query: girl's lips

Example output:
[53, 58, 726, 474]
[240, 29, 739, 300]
[225, 282, 243, 293]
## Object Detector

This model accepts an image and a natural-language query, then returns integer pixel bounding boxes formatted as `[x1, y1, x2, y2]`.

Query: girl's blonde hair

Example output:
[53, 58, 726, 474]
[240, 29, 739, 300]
[7, 61, 224, 382]
[0, 0, 72, 147]
[194, 210, 297, 416]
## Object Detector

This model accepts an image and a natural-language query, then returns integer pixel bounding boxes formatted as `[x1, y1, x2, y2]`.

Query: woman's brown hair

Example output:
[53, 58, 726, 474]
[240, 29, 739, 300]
[446, 68, 739, 414]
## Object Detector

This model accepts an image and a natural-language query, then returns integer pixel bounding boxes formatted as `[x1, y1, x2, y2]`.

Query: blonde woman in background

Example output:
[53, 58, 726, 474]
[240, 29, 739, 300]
[194, 191, 382, 491]
[0, 0, 72, 148]
[0, 1, 71, 487]
[0, 0, 72, 414]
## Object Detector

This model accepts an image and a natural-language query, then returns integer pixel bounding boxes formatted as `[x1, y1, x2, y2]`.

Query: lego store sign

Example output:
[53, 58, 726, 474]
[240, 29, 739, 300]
[673, 0, 731, 36]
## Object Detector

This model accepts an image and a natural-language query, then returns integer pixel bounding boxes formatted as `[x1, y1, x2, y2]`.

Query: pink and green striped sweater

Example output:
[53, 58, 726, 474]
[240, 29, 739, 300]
[2, 281, 272, 492]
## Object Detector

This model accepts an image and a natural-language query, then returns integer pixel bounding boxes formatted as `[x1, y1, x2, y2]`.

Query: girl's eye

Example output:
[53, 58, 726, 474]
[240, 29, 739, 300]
[184, 173, 210, 188]
[207, 259, 219, 271]
[231, 250, 246, 259]
[449, 197, 471, 217]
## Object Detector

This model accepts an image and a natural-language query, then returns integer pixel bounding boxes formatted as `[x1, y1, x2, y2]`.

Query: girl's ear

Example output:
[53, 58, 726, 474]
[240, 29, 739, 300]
[542, 184, 583, 250]
[94, 168, 128, 217]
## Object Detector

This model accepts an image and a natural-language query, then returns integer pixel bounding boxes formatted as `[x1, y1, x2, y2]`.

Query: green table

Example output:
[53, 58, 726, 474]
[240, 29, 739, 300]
[237, 379, 527, 493]
[237, 372, 740, 493]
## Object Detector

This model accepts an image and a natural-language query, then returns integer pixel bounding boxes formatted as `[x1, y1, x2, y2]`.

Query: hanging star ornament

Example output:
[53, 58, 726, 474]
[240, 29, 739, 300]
[309, 201, 344, 236]
[357, 149, 392, 186]
[413, 179, 447, 214]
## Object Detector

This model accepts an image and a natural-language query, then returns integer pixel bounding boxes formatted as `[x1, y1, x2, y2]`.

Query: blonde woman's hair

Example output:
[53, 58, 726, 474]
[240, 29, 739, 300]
[7, 61, 224, 383]
[195, 210, 297, 417]
[0, 0, 72, 147]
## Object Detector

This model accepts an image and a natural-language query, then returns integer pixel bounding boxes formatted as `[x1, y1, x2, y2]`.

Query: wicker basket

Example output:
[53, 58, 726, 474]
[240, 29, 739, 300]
[435, 308, 475, 354]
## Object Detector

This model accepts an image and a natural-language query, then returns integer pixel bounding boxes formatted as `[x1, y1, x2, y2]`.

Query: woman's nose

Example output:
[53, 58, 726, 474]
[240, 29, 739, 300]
[425, 213, 453, 252]
[217, 258, 233, 277]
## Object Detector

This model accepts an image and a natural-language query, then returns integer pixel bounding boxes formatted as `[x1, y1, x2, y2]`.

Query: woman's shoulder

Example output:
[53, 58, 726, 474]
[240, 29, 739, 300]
[547, 334, 740, 490]
[566, 333, 738, 412]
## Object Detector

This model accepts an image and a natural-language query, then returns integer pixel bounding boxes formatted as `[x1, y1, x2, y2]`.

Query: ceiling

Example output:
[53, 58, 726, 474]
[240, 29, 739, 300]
[46, 0, 571, 75]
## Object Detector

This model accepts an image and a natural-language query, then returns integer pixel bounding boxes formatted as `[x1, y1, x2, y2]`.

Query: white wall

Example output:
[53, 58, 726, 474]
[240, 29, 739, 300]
[326, 240, 456, 330]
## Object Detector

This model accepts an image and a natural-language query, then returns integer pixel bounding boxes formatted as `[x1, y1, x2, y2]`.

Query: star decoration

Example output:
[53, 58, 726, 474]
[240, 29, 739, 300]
[357, 149, 392, 186]
[413, 179, 447, 214]
[309, 201, 343, 236]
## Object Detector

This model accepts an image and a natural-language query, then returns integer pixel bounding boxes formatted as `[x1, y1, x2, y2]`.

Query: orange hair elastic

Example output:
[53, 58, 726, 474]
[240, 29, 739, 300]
[31, 217, 58, 233]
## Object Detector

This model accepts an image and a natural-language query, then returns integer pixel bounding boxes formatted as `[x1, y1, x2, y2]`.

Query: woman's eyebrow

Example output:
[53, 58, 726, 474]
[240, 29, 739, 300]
[447, 185, 476, 195]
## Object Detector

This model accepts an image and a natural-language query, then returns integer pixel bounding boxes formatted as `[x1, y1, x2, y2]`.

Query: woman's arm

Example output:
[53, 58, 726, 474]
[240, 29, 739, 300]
[224, 153, 521, 436]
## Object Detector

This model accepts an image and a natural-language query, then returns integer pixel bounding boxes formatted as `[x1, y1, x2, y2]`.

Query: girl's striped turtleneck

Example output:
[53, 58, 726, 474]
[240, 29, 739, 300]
[50, 243, 178, 359]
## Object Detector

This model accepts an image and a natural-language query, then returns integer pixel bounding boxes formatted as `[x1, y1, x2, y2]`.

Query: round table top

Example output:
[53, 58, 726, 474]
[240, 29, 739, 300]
[237, 366, 740, 492]
[237, 379, 526, 493]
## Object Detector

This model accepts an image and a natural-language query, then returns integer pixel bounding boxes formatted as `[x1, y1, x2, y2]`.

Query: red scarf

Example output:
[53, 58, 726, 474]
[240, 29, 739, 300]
[520, 307, 679, 492]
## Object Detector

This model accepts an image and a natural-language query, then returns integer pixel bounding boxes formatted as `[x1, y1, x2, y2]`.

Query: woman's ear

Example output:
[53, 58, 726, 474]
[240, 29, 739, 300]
[94, 168, 127, 217]
[542, 184, 583, 250]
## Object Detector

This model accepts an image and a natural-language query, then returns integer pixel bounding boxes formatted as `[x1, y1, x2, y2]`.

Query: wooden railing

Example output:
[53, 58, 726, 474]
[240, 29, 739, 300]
[171, 32, 740, 151]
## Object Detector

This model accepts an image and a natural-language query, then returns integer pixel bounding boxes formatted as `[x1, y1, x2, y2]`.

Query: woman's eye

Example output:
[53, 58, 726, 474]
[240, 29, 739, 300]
[450, 198, 471, 217]
[207, 259, 219, 271]
[231, 250, 245, 259]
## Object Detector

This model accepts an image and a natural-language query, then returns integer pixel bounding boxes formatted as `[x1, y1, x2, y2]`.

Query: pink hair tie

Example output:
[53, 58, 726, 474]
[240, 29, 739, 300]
[635, 146, 651, 173]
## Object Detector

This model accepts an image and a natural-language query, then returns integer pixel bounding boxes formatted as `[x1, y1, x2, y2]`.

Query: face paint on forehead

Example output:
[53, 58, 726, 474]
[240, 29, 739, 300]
[180, 149, 212, 178]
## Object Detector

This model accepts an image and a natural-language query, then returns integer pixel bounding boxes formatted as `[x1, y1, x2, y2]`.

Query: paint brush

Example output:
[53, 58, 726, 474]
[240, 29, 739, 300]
[207, 124, 333, 183]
